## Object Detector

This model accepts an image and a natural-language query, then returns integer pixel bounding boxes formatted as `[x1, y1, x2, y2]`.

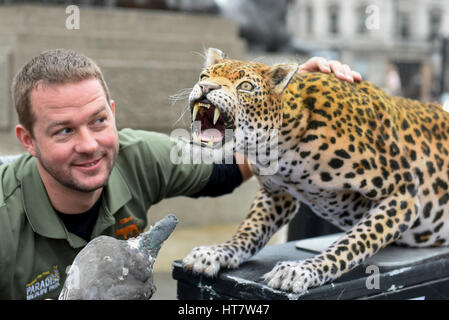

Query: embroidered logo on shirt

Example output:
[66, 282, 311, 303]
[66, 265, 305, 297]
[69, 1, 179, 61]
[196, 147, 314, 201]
[26, 265, 61, 300]
[115, 216, 143, 240]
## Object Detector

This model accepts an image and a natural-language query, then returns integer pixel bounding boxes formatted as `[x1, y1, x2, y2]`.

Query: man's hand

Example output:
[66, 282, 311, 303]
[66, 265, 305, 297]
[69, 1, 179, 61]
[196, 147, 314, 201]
[298, 57, 362, 83]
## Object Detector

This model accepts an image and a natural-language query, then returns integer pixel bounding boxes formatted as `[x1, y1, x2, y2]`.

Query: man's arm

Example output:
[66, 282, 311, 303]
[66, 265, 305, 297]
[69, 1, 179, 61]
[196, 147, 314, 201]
[189, 159, 244, 198]
[235, 152, 252, 182]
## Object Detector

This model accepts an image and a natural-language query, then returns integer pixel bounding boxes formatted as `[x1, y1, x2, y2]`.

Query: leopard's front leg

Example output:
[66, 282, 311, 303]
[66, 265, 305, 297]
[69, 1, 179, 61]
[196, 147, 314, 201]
[264, 188, 419, 294]
[183, 188, 299, 276]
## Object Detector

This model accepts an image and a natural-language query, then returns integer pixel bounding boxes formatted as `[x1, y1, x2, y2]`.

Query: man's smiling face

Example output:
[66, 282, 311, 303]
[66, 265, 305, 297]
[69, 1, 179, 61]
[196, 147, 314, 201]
[24, 78, 119, 193]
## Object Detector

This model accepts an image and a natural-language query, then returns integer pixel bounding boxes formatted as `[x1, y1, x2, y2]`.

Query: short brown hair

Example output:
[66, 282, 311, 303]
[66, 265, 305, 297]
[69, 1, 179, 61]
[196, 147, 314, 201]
[11, 48, 112, 137]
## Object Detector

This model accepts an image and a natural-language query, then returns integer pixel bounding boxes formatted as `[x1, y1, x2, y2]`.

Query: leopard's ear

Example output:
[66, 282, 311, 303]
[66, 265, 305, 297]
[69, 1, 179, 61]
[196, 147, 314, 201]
[267, 63, 299, 95]
[204, 48, 227, 68]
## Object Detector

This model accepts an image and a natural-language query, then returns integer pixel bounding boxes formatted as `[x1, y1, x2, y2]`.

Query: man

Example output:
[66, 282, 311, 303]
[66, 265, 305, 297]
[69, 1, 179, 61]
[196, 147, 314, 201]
[0, 49, 360, 299]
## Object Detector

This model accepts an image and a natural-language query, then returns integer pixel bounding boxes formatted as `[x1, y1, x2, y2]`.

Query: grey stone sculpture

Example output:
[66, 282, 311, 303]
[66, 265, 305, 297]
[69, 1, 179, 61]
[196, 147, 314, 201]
[59, 214, 178, 300]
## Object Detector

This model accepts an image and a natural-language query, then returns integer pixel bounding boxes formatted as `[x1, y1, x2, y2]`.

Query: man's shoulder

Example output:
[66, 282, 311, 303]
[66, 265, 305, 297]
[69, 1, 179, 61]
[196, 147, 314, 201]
[118, 128, 172, 147]
[116, 128, 213, 200]
[0, 155, 29, 255]
[0, 154, 33, 206]
[117, 128, 179, 160]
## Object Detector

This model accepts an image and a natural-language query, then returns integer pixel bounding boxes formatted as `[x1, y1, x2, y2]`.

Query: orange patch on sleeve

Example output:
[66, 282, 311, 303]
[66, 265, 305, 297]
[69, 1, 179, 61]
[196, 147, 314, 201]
[119, 216, 133, 225]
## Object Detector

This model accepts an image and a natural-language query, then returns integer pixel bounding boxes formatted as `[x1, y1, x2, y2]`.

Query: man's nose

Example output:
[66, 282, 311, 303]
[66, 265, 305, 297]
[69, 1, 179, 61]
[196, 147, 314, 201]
[74, 128, 98, 154]
[199, 82, 221, 95]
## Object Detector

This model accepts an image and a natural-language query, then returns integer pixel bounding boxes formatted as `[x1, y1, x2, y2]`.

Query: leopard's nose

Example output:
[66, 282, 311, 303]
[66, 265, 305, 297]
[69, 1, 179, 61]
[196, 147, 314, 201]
[199, 82, 221, 95]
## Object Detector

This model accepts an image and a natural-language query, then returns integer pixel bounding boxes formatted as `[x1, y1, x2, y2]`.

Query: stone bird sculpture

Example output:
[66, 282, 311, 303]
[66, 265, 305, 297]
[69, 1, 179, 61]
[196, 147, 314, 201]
[59, 214, 178, 300]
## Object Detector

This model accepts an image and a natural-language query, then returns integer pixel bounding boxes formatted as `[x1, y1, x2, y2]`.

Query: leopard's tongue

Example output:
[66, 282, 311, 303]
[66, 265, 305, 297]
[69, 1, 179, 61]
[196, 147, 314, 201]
[199, 130, 223, 143]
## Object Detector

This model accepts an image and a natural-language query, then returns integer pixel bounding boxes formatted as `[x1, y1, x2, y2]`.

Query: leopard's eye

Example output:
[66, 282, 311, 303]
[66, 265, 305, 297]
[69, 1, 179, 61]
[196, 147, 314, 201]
[199, 73, 209, 81]
[237, 81, 254, 92]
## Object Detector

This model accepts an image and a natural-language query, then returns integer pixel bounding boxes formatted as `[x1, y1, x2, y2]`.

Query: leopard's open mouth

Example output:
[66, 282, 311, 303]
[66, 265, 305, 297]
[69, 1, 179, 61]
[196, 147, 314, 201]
[190, 98, 230, 147]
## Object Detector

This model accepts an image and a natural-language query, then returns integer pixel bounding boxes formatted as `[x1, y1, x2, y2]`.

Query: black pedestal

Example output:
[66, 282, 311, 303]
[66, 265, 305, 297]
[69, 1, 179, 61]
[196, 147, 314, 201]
[173, 233, 449, 300]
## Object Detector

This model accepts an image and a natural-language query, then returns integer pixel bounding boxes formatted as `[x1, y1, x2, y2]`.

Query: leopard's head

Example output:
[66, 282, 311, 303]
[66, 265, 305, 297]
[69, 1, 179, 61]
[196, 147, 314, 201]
[189, 48, 298, 153]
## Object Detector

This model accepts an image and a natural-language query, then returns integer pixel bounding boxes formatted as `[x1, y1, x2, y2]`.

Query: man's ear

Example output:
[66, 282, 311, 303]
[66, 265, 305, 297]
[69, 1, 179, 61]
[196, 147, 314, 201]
[110, 100, 116, 115]
[204, 48, 227, 68]
[15, 124, 36, 157]
[267, 63, 299, 95]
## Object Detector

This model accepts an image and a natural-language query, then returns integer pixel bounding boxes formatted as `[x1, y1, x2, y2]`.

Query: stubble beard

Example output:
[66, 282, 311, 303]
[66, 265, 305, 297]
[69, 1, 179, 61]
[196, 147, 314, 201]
[35, 145, 118, 193]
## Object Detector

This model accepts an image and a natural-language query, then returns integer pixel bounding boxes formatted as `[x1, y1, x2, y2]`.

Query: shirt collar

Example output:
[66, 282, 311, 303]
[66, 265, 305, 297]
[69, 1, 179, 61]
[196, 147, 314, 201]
[102, 164, 132, 215]
[22, 159, 66, 240]
[21, 158, 132, 240]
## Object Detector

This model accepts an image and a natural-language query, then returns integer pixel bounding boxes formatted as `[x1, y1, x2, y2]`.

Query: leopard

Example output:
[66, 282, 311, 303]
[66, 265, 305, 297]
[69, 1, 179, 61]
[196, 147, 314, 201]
[182, 48, 449, 295]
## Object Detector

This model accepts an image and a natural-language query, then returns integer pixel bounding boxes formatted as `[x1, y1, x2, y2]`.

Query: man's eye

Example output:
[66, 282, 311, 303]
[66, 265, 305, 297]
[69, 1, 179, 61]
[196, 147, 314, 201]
[57, 128, 72, 135]
[237, 81, 254, 91]
[95, 117, 106, 124]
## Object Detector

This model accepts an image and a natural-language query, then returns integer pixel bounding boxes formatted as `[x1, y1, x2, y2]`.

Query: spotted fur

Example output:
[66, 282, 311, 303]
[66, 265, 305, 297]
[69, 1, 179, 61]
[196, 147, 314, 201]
[182, 48, 449, 295]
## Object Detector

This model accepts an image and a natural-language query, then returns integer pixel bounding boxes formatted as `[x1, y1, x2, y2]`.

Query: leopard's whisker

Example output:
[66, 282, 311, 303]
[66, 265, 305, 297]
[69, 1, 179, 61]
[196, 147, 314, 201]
[192, 50, 206, 60]
[169, 88, 192, 106]
[172, 103, 191, 128]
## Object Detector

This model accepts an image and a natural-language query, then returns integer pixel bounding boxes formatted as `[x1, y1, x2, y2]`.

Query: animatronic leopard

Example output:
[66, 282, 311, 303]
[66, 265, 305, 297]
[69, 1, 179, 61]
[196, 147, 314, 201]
[182, 48, 449, 294]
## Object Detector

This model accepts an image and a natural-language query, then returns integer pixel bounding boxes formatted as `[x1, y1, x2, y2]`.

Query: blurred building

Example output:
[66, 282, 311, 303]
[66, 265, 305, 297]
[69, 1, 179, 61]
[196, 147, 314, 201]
[0, 0, 217, 11]
[0, 3, 246, 133]
[287, 0, 449, 101]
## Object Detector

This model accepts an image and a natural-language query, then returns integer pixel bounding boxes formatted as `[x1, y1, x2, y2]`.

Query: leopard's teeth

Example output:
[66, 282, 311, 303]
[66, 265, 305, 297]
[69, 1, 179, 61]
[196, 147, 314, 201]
[213, 107, 220, 125]
[193, 132, 201, 142]
[198, 102, 211, 109]
[207, 137, 214, 146]
[192, 104, 200, 121]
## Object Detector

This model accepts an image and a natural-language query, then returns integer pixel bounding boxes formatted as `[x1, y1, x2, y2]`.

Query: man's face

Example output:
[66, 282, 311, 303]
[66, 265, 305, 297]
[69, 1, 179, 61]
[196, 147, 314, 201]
[22, 78, 119, 193]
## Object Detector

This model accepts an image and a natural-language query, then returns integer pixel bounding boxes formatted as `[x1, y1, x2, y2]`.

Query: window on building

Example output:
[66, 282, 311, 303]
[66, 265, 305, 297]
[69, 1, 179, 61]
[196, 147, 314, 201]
[329, 5, 339, 35]
[397, 12, 410, 40]
[306, 4, 314, 35]
[357, 5, 366, 34]
[429, 10, 442, 41]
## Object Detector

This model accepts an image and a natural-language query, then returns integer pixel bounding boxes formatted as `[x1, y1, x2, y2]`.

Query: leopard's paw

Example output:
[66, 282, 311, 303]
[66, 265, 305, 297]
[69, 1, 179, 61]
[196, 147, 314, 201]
[182, 245, 240, 277]
[263, 260, 323, 295]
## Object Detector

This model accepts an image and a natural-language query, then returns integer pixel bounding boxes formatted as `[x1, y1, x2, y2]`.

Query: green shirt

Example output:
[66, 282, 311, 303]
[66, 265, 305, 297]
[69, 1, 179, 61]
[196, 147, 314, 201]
[0, 128, 212, 300]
